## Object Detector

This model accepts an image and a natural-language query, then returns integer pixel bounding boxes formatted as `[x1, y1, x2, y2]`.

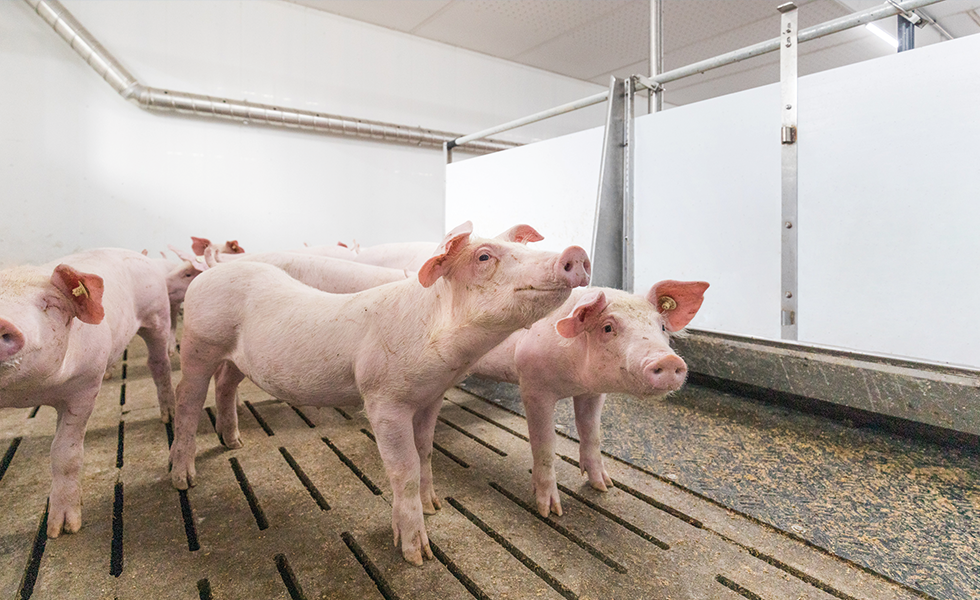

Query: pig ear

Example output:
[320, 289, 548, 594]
[190, 237, 211, 256]
[555, 290, 608, 338]
[495, 224, 544, 245]
[226, 240, 245, 254]
[648, 280, 709, 332]
[169, 245, 208, 271]
[50, 265, 105, 325]
[418, 221, 474, 287]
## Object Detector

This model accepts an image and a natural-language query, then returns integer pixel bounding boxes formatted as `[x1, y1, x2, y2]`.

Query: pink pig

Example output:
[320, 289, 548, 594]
[190, 237, 244, 256]
[0, 249, 177, 537]
[352, 225, 544, 272]
[169, 222, 590, 565]
[471, 280, 708, 517]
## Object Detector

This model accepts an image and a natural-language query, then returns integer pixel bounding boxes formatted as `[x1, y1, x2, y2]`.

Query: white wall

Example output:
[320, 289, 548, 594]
[0, 0, 606, 267]
[447, 33, 980, 368]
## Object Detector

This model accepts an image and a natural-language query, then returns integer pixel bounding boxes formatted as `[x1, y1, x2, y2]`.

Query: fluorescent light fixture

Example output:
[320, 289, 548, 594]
[866, 23, 899, 48]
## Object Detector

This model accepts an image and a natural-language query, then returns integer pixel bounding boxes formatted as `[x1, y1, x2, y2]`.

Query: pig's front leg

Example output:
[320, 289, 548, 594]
[367, 400, 433, 566]
[412, 399, 443, 515]
[573, 393, 612, 491]
[48, 395, 96, 537]
[522, 389, 562, 517]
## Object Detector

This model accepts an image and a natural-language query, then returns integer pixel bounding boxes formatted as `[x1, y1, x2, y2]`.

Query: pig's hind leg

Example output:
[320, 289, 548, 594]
[137, 323, 177, 423]
[213, 361, 245, 448]
[522, 389, 563, 517]
[47, 393, 97, 537]
[572, 393, 613, 491]
[169, 335, 226, 490]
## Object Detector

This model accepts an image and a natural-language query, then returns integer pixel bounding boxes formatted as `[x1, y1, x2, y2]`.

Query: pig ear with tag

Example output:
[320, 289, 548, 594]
[495, 224, 544, 245]
[555, 290, 608, 338]
[168, 245, 208, 272]
[648, 280, 709, 332]
[50, 264, 105, 325]
[418, 221, 474, 288]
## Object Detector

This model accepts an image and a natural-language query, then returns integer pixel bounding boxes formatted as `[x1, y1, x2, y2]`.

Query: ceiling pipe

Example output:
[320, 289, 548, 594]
[25, 0, 519, 155]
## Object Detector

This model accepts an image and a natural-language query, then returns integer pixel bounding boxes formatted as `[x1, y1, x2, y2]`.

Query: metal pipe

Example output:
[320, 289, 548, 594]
[637, 0, 944, 89]
[448, 90, 610, 150]
[450, 0, 945, 148]
[648, 0, 663, 114]
[25, 0, 519, 155]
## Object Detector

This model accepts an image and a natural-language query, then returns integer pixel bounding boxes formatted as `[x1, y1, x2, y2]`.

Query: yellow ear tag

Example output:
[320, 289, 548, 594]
[72, 282, 89, 298]
[659, 296, 677, 312]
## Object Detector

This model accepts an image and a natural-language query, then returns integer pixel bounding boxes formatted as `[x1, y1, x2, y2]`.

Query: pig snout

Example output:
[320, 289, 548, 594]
[0, 318, 26, 362]
[557, 246, 591, 288]
[643, 354, 687, 392]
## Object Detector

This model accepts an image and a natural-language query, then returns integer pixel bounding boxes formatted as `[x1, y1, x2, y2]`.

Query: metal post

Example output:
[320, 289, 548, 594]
[898, 14, 916, 51]
[622, 76, 635, 292]
[649, 0, 664, 114]
[778, 2, 799, 340]
[591, 77, 635, 292]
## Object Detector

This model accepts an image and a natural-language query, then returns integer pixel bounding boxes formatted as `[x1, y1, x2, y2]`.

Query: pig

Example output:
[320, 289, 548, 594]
[169, 222, 590, 564]
[470, 280, 709, 518]
[154, 251, 208, 351]
[0, 249, 177, 537]
[351, 225, 543, 272]
[190, 237, 244, 256]
[199, 248, 409, 292]
[289, 243, 360, 260]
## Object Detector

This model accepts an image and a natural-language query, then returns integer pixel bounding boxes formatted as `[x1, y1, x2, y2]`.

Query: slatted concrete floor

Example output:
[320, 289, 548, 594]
[1, 341, 929, 600]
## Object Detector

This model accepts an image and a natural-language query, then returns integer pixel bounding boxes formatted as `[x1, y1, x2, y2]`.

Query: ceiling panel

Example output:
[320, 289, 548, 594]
[285, 0, 980, 107]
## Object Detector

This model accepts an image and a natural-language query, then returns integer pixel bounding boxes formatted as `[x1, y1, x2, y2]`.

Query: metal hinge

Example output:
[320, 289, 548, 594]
[781, 125, 797, 144]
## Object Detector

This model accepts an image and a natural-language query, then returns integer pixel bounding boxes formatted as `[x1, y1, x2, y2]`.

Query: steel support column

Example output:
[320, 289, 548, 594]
[779, 2, 799, 340]
[591, 77, 635, 292]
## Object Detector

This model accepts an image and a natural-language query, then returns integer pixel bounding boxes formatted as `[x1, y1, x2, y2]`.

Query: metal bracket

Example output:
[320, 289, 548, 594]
[633, 74, 663, 94]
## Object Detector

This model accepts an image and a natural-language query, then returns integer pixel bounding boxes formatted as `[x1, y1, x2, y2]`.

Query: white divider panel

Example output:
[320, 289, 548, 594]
[446, 127, 604, 251]
[796, 33, 980, 368]
[633, 85, 782, 340]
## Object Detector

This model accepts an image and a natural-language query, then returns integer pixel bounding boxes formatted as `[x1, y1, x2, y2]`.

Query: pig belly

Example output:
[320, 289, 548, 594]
[231, 347, 361, 408]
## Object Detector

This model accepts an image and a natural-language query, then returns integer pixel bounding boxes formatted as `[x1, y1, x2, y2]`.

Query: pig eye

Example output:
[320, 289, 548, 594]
[603, 324, 613, 333]
[479, 253, 491, 262]
[662, 324, 667, 332]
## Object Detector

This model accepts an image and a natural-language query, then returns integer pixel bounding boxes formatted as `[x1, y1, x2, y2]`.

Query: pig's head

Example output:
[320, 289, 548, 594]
[190, 237, 245, 256]
[0, 264, 105, 386]
[553, 280, 709, 397]
[167, 246, 209, 304]
[417, 222, 591, 335]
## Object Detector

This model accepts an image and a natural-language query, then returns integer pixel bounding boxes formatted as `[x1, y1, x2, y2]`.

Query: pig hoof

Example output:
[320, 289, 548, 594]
[421, 495, 442, 515]
[218, 433, 243, 449]
[46, 508, 81, 538]
[403, 548, 424, 566]
[171, 469, 195, 490]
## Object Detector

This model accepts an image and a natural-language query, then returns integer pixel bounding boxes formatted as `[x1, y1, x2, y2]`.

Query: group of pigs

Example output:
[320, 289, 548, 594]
[0, 222, 707, 565]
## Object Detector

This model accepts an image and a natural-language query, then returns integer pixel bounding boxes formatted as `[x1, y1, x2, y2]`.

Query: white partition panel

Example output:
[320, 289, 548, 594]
[796, 33, 980, 368]
[446, 127, 603, 251]
[633, 86, 782, 339]
[448, 33, 980, 368]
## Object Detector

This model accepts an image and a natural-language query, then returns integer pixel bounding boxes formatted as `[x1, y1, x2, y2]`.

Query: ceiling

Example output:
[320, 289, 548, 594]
[284, 0, 980, 107]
